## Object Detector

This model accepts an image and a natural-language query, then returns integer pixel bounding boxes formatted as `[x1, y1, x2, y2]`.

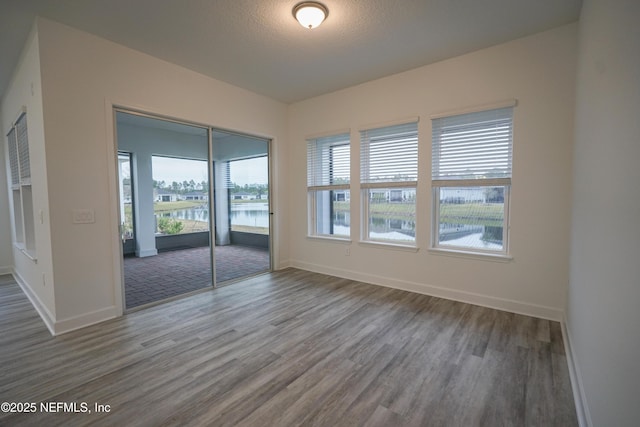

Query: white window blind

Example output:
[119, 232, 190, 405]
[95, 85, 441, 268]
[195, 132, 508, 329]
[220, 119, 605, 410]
[307, 133, 351, 238]
[432, 107, 512, 186]
[360, 121, 418, 188]
[16, 113, 31, 183]
[220, 161, 233, 189]
[7, 127, 19, 188]
[307, 133, 350, 190]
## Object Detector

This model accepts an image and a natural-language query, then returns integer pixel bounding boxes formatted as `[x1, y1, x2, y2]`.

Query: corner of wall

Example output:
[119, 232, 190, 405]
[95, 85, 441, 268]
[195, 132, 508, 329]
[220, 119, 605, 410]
[11, 269, 55, 335]
[561, 312, 593, 427]
[52, 306, 120, 336]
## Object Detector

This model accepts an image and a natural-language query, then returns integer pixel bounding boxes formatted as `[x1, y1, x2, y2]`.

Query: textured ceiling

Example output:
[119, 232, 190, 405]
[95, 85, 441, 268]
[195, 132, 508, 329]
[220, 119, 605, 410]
[0, 0, 582, 104]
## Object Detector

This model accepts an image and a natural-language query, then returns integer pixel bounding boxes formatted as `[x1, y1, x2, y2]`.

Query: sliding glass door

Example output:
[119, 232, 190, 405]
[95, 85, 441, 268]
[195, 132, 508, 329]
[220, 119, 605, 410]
[115, 110, 271, 310]
[116, 110, 212, 309]
[211, 130, 271, 284]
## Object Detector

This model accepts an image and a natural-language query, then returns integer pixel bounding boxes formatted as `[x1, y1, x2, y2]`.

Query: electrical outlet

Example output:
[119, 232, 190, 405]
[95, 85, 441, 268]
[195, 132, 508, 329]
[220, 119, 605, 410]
[345, 247, 351, 256]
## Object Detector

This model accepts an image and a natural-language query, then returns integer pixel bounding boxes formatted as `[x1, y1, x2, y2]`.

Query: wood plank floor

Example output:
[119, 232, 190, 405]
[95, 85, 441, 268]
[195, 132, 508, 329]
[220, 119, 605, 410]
[0, 269, 577, 426]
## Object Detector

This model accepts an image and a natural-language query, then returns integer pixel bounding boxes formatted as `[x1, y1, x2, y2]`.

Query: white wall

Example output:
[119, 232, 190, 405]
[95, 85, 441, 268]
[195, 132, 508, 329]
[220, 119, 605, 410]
[25, 18, 288, 333]
[566, 0, 640, 426]
[0, 23, 56, 325]
[287, 24, 578, 319]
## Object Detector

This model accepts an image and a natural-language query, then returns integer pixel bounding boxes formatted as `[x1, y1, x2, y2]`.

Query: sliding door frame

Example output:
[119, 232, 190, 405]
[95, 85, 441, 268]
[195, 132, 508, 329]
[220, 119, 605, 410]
[112, 106, 273, 310]
[210, 128, 273, 285]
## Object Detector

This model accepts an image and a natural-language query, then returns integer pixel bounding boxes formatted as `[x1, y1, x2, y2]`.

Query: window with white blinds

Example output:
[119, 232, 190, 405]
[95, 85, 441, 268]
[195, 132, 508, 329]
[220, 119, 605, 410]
[307, 133, 350, 190]
[360, 121, 418, 187]
[431, 106, 513, 255]
[7, 127, 19, 188]
[16, 114, 31, 183]
[360, 121, 419, 245]
[307, 133, 350, 238]
[432, 107, 512, 186]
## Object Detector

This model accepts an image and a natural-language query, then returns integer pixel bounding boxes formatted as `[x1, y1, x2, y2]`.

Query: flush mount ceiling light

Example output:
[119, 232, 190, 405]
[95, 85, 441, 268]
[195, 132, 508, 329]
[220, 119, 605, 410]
[293, 2, 329, 29]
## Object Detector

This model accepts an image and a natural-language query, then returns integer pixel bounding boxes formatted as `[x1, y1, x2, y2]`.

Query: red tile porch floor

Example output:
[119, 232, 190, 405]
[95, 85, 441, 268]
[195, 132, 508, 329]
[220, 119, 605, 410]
[124, 244, 270, 309]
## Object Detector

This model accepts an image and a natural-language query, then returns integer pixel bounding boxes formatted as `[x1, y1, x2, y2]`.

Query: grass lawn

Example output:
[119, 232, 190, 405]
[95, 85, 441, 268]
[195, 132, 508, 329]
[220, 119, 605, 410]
[179, 219, 210, 233]
[154, 200, 205, 212]
[334, 201, 503, 226]
[231, 224, 269, 235]
[440, 203, 503, 226]
[334, 200, 415, 222]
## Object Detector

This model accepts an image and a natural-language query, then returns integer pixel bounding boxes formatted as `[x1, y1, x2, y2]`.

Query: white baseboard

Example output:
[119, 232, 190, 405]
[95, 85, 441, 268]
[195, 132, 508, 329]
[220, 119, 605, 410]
[11, 270, 120, 336]
[0, 265, 12, 275]
[275, 260, 291, 270]
[53, 306, 120, 336]
[290, 259, 563, 321]
[561, 315, 592, 427]
[12, 270, 56, 335]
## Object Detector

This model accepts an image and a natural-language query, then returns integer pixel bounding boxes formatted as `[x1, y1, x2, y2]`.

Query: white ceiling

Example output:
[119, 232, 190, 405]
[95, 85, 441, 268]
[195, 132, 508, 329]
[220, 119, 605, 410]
[0, 0, 582, 104]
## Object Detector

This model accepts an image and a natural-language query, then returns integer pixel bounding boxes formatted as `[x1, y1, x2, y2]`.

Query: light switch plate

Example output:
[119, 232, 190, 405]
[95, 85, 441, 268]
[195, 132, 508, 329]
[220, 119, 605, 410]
[72, 209, 95, 224]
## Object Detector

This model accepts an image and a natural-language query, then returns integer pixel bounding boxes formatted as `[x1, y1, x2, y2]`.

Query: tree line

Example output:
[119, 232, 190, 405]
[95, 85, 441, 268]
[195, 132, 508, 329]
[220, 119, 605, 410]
[151, 179, 268, 196]
[153, 179, 208, 194]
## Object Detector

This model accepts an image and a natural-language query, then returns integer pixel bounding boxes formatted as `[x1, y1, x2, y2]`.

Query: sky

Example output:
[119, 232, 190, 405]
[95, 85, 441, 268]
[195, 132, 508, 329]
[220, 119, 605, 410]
[151, 156, 268, 186]
[229, 157, 268, 186]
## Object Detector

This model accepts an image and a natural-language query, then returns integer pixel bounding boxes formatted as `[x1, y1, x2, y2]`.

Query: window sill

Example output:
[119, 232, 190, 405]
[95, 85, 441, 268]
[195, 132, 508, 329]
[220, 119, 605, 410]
[359, 240, 419, 253]
[307, 235, 352, 244]
[428, 247, 512, 262]
[14, 243, 38, 263]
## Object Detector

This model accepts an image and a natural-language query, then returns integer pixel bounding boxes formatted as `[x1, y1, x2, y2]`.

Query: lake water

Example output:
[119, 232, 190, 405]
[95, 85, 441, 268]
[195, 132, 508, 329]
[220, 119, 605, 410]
[156, 203, 270, 228]
[325, 211, 416, 242]
[231, 203, 270, 228]
[157, 204, 500, 248]
[159, 204, 416, 240]
[438, 224, 503, 250]
[157, 206, 209, 222]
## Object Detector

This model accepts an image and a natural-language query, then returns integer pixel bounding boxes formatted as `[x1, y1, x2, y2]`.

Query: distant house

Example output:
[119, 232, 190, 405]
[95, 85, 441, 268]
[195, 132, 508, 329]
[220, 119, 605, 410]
[333, 190, 350, 202]
[369, 188, 416, 203]
[155, 189, 180, 202]
[232, 192, 256, 200]
[440, 187, 487, 204]
[183, 192, 208, 201]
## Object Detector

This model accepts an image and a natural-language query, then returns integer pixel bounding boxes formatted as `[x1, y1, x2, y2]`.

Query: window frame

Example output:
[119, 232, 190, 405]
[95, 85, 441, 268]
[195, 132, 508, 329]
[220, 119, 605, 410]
[6, 109, 37, 260]
[431, 184, 511, 257]
[430, 103, 515, 257]
[359, 120, 419, 247]
[306, 132, 351, 240]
